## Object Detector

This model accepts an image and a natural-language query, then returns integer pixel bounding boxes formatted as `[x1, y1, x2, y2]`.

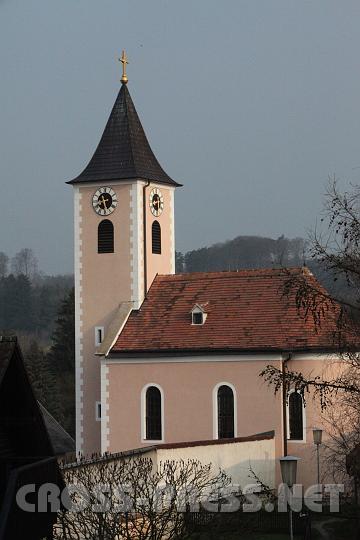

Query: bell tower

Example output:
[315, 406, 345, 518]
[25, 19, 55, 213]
[68, 52, 181, 455]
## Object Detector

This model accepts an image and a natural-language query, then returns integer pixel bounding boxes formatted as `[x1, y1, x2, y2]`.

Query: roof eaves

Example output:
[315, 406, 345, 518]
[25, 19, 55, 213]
[108, 345, 339, 358]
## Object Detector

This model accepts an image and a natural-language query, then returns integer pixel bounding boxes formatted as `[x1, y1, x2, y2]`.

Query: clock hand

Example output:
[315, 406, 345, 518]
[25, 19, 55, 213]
[99, 195, 108, 209]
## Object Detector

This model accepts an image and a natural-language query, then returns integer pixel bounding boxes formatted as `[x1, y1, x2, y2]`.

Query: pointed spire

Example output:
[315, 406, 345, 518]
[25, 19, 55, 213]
[67, 84, 181, 186]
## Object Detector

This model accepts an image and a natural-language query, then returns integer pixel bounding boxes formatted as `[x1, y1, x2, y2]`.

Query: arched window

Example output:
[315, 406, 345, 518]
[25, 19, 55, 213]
[145, 386, 162, 440]
[98, 220, 114, 253]
[288, 391, 304, 440]
[217, 385, 235, 439]
[152, 221, 161, 254]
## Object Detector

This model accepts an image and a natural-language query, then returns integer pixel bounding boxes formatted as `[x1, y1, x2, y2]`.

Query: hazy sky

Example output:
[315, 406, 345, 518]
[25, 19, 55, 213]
[1, 0, 360, 274]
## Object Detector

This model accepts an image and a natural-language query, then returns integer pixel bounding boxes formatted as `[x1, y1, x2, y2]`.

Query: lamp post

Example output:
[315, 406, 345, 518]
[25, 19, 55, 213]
[280, 455, 300, 540]
[313, 427, 323, 487]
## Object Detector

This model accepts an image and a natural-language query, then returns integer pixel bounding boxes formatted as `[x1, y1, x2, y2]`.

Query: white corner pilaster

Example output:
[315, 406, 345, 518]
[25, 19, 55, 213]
[74, 186, 84, 455]
[130, 181, 144, 309]
[169, 188, 175, 274]
[100, 361, 110, 453]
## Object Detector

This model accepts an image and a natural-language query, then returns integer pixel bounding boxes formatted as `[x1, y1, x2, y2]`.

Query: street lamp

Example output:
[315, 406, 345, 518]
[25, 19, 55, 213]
[280, 456, 300, 540]
[313, 427, 323, 486]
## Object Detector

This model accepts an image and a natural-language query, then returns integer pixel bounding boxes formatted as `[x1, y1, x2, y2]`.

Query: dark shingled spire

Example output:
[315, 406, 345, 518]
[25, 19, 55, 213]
[67, 84, 181, 186]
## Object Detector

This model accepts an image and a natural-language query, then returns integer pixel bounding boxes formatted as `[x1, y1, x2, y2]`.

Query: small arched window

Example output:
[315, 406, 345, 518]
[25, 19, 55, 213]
[98, 220, 114, 253]
[152, 221, 161, 254]
[288, 391, 304, 440]
[218, 385, 235, 439]
[145, 386, 162, 440]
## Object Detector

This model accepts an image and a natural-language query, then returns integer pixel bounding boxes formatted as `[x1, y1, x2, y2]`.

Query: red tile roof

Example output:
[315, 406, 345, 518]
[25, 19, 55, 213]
[110, 268, 339, 355]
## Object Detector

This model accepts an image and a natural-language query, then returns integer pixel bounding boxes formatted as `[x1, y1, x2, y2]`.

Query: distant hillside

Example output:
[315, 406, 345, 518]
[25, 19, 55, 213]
[176, 235, 307, 273]
[176, 234, 351, 304]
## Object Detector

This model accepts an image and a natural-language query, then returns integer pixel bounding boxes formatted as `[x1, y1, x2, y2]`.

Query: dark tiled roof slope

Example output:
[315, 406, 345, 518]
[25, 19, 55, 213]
[39, 403, 75, 457]
[67, 84, 180, 186]
[111, 268, 339, 355]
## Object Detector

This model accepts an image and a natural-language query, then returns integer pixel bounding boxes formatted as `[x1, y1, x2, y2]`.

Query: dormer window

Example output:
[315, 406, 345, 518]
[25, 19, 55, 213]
[191, 304, 208, 325]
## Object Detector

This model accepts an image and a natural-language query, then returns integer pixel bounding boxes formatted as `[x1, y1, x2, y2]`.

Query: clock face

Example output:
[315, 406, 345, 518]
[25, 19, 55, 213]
[92, 187, 118, 216]
[149, 188, 164, 217]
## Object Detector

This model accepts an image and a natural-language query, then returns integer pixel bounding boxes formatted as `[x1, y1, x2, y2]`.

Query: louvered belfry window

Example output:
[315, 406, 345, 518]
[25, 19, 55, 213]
[98, 220, 114, 253]
[289, 391, 303, 440]
[146, 386, 162, 440]
[152, 220, 161, 254]
[218, 385, 235, 439]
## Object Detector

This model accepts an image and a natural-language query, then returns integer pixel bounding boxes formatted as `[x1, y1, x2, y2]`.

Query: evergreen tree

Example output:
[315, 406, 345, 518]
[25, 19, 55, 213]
[175, 251, 184, 273]
[0, 252, 8, 278]
[48, 288, 75, 372]
[0, 274, 32, 331]
[47, 288, 75, 436]
[32, 285, 53, 333]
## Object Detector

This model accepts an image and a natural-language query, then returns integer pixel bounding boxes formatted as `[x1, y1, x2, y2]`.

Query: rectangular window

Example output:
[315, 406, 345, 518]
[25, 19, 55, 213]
[192, 312, 204, 325]
[95, 326, 104, 346]
[95, 401, 101, 421]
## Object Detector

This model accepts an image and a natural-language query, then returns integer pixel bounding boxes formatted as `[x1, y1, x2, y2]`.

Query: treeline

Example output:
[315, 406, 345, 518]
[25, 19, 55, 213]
[176, 234, 352, 303]
[0, 249, 73, 341]
[0, 248, 75, 436]
[0, 273, 73, 339]
[0, 287, 75, 437]
[22, 289, 75, 437]
[176, 235, 307, 273]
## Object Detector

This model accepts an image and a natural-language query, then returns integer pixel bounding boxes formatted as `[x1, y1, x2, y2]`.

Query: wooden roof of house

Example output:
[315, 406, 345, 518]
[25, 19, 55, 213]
[0, 337, 74, 458]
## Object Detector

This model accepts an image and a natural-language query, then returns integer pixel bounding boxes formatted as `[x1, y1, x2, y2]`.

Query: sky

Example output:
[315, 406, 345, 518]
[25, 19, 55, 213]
[1, 1, 360, 274]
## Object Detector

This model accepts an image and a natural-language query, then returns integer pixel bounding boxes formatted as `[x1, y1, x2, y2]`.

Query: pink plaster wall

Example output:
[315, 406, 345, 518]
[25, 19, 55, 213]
[78, 183, 134, 454]
[144, 184, 175, 288]
[106, 355, 343, 488]
[77, 181, 175, 455]
[106, 358, 283, 455]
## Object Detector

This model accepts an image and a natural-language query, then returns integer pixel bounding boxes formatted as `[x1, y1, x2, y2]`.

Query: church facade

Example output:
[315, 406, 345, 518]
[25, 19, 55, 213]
[68, 58, 341, 487]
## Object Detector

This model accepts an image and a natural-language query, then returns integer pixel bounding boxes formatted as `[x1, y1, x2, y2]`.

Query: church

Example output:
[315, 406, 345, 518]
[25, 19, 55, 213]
[67, 53, 340, 487]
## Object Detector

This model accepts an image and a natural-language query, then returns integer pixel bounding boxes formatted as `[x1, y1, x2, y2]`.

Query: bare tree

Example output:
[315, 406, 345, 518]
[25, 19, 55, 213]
[319, 395, 360, 488]
[260, 177, 360, 481]
[0, 252, 8, 277]
[11, 248, 38, 280]
[54, 456, 230, 540]
[261, 179, 360, 398]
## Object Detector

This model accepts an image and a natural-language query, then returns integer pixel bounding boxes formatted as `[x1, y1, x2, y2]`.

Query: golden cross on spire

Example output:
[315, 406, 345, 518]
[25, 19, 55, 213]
[119, 50, 129, 84]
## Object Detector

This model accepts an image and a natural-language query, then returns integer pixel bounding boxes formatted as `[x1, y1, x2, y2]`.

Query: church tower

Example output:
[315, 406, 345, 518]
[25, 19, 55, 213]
[68, 52, 181, 455]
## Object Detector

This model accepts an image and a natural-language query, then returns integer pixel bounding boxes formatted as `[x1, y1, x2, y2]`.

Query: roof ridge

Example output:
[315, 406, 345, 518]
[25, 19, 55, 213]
[155, 267, 306, 282]
[123, 86, 136, 177]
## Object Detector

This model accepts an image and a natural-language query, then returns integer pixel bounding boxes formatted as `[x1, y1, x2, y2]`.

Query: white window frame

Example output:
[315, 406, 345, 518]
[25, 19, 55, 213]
[95, 326, 104, 347]
[212, 382, 237, 440]
[141, 383, 165, 444]
[95, 401, 102, 422]
[286, 389, 306, 443]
